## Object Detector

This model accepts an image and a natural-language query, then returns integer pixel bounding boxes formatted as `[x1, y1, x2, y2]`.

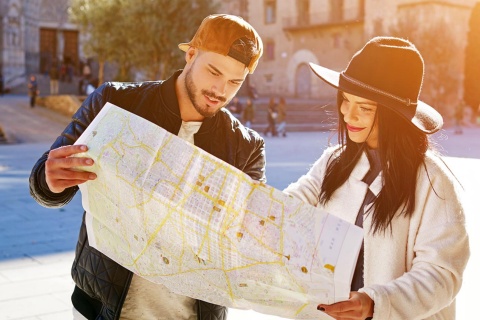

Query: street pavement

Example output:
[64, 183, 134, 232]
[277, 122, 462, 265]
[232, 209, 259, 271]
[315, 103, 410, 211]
[0, 95, 478, 320]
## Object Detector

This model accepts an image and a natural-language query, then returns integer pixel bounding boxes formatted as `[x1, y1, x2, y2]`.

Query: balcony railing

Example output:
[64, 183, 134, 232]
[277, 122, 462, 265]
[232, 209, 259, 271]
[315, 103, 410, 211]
[283, 8, 365, 30]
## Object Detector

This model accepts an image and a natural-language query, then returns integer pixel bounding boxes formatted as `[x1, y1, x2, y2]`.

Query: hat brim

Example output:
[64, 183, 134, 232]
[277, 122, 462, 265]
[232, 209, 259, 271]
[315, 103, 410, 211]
[308, 62, 443, 134]
[309, 62, 341, 91]
[178, 43, 190, 52]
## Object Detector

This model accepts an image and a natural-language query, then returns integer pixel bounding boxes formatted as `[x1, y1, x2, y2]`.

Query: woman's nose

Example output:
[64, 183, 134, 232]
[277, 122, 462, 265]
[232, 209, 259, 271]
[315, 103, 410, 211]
[342, 104, 357, 122]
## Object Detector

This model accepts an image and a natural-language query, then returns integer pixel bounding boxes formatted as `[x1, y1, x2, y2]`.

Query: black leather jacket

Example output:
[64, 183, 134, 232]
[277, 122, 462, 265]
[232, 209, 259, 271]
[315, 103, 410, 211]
[29, 71, 266, 320]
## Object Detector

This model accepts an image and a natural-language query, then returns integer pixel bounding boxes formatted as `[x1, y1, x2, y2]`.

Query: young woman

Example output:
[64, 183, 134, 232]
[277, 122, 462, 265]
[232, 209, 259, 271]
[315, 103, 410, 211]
[284, 37, 469, 319]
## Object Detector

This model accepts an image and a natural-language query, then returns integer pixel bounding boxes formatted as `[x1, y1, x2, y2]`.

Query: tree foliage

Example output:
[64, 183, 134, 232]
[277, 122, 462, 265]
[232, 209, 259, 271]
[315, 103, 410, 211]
[464, 2, 480, 112]
[127, 0, 220, 80]
[69, 0, 219, 83]
[388, 13, 460, 118]
[69, 0, 124, 83]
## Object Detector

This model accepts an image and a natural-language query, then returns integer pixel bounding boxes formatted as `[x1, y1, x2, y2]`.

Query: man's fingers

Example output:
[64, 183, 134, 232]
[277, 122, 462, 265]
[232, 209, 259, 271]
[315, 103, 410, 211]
[58, 178, 93, 188]
[48, 144, 89, 158]
[47, 145, 94, 169]
[48, 168, 97, 181]
[49, 178, 93, 193]
[46, 155, 94, 170]
[46, 169, 97, 193]
[64, 156, 94, 168]
[45, 144, 96, 194]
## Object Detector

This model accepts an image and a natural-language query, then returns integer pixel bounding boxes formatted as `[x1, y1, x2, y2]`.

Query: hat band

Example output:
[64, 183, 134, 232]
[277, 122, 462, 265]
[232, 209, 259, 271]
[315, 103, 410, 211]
[228, 47, 252, 68]
[341, 73, 417, 107]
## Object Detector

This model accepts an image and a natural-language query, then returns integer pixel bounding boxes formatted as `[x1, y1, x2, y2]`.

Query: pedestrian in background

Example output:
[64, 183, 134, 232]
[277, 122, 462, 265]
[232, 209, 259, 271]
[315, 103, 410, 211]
[276, 96, 287, 137]
[85, 78, 98, 96]
[0, 72, 4, 96]
[227, 96, 243, 118]
[60, 62, 67, 82]
[66, 63, 74, 83]
[82, 61, 91, 80]
[247, 83, 258, 100]
[27, 74, 39, 108]
[30, 14, 265, 320]
[49, 63, 59, 95]
[242, 97, 255, 128]
[263, 96, 278, 136]
[284, 36, 469, 319]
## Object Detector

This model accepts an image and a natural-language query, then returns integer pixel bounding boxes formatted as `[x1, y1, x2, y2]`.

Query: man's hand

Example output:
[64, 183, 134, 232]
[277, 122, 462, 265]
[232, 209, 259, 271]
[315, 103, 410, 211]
[317, 291, 374, 320]
[45, 145, 97, 193]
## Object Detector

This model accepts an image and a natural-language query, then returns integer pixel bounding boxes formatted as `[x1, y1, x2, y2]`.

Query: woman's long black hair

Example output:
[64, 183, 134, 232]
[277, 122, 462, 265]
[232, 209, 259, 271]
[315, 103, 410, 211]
[319, 91, 429, 235]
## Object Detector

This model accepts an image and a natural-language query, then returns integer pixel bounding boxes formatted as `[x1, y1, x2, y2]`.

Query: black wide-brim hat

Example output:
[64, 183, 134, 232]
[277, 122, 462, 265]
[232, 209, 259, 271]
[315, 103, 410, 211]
[309, 36, 443, 134]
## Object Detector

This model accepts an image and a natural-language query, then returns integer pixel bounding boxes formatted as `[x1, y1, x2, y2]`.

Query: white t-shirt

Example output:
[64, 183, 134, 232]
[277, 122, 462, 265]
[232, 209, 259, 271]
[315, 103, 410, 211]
[177, 120, 202, 144]
[120, 120, 203, 319]
[121, 275, 197, 320]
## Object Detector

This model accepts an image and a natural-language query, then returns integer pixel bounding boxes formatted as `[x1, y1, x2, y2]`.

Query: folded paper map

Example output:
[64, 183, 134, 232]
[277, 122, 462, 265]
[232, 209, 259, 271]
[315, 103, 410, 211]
[74, 102, 363, 319]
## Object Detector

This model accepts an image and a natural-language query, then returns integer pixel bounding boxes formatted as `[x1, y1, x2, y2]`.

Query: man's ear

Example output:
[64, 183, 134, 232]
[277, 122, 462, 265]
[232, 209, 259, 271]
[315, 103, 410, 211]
[185, 47, 198, 64]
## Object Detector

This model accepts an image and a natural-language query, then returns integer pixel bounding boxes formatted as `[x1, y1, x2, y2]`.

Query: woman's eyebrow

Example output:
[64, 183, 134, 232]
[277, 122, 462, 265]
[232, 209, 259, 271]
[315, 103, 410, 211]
[358, 101, 377, 106]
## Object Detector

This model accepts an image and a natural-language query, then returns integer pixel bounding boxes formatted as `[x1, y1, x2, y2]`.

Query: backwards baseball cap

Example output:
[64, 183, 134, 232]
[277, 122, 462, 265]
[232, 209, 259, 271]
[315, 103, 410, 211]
[178, 14, 263, 74]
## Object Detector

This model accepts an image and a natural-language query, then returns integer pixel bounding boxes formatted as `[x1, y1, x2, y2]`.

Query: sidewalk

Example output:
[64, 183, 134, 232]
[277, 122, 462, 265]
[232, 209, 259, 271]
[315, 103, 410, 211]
[0, 101, 478, 318]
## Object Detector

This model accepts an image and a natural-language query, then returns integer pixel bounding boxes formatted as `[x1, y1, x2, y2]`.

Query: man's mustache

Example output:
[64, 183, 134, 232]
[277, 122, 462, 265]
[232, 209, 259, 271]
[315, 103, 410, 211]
[201, 89, 226, 102]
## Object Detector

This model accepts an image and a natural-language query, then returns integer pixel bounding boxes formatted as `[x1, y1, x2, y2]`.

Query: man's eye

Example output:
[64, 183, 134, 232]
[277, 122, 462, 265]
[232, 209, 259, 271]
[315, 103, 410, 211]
[210, 70, 219, 76]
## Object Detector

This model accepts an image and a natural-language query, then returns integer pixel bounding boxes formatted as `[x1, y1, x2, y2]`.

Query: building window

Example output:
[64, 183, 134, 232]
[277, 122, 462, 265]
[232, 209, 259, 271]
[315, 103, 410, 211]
[265, 0, 276, 24]
[265, 40, 275, 61]
[330, 0, 344, 23]
[297, 0, 310, 26]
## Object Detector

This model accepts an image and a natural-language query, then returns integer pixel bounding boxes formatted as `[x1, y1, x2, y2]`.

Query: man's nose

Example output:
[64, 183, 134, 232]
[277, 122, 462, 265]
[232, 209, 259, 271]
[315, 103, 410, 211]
[212, 79, 227, 96]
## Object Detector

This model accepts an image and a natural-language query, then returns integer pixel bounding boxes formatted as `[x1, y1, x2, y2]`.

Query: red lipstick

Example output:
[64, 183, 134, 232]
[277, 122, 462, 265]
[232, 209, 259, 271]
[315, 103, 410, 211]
[346, 124, 365, 132]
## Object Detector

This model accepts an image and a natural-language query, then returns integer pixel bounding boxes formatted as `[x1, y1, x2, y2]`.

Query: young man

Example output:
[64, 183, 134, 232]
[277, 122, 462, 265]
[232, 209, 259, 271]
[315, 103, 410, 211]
[29, 14, 265, 320]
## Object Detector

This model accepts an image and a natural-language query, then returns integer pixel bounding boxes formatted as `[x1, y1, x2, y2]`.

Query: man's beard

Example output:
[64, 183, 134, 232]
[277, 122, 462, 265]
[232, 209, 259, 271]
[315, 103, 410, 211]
[185, 66, 228, 118]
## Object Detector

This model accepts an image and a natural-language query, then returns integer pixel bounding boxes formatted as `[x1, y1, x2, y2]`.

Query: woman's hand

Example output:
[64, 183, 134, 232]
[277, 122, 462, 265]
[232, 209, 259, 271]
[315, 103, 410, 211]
[317, 291, 374, 320]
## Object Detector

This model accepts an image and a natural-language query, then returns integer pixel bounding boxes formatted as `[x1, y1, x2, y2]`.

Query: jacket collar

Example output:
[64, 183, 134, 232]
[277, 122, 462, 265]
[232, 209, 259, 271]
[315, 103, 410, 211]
[351, 151, 383, 196]
[160, 70, 182, 119]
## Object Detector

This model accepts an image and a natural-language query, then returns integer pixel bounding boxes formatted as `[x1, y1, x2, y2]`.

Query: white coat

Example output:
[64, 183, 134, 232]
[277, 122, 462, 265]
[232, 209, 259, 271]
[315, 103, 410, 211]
[284, 146, 470, 319]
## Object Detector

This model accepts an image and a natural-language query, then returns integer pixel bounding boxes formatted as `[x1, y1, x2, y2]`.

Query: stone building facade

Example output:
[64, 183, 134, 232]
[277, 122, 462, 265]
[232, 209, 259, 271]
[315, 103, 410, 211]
[0, 0, 80, 90]
[0, 0, 38, 89]
[38, 0, 80, 75]
[246, 0, 477, 107]
[1, 0, 476, 107]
